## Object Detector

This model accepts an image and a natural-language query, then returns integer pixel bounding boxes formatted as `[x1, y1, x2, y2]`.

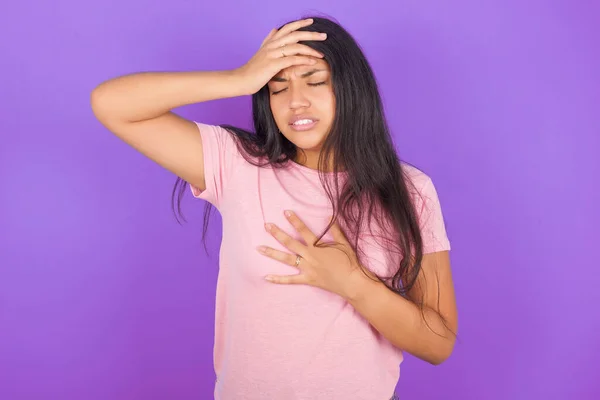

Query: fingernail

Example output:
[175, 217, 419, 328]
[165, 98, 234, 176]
[284, 210, 293, 217]
[257, 246, 267, 253]
[264, 275, 274, 282]
[265, 223, 272, 231]
[320, 33, 327, 38]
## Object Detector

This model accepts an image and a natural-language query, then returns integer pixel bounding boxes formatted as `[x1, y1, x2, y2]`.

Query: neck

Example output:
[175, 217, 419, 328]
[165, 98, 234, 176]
[295, 151, 319, 171]
[294, 150, 340, 173]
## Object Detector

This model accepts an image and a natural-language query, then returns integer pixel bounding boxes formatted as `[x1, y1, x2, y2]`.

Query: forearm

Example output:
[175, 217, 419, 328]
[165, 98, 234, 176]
[91, 70, 245, 122]
[344, 273, 455, 365]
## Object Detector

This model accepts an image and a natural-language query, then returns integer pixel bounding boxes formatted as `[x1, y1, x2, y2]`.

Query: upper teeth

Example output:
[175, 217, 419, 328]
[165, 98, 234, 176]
[293, 119, 314, 125]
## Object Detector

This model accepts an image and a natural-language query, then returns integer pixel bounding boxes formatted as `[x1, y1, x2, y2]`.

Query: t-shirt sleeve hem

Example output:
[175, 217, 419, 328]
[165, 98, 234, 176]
[189, 122, 219, 207]
[418, 177, 451, 255]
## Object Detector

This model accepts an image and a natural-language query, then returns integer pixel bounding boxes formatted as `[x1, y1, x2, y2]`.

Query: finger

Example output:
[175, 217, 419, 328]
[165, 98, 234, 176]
[278, 55, 318, 69]
[265, 223, 306, 256]
[256, 246, 300, 268]
[269, 43, 324, 59]
[284, 210, 317, 246]
[271, 18, 314, 41]
[267, 31, 327, 50]
[329, 216, 350, 245]
[265, 273, 306, 285]
[260, 28, 278, 48]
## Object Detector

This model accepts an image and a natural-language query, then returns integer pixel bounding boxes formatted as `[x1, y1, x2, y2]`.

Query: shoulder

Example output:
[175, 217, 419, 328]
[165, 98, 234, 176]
[400, 162, 446, 216]
[401, 163, 451, 252]
[195, 122, 236, 144]
[401, 162, 433, 193]
[194, 122, 259, 163]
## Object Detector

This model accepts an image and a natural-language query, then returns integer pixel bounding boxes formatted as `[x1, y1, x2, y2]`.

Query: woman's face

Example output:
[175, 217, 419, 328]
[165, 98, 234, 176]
[267, 58, 335, 156]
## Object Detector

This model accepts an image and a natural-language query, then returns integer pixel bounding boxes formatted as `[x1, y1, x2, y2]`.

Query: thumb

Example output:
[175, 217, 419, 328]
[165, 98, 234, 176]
[330, 216, 350, 245]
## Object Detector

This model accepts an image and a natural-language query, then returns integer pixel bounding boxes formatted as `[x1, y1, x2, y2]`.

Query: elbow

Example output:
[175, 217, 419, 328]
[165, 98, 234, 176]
[90, 87, 105, 121]
[90, 81, 120, 121]
[90, 85, 109, 118]
[426, 338, 456, 366]
[428, 354, 450, 366]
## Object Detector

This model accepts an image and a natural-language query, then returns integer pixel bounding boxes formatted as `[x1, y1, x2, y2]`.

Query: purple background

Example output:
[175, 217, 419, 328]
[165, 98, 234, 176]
[1, 1, 599, 399]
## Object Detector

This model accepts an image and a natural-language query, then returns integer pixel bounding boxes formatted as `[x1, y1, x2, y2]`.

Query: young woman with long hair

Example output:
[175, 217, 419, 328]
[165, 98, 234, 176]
[91, 16, 458, 400]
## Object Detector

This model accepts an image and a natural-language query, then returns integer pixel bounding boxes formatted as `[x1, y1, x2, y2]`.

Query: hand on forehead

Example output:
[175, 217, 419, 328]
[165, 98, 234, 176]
[277, 64, 329, 80]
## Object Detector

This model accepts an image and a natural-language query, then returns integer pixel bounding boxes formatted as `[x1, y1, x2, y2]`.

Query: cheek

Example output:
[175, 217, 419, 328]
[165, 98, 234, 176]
[318, 93, 336, 120]
[269, 99, 285, 122]
[315, 87, 335, 108]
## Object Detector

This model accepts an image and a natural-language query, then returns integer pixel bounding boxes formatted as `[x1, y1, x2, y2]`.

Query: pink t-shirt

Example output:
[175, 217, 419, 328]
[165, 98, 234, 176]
[190, 122, 451, 400]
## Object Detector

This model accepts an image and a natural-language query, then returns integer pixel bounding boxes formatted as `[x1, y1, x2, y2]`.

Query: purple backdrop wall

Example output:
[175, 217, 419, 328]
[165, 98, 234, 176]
[1, 1, 599, 399]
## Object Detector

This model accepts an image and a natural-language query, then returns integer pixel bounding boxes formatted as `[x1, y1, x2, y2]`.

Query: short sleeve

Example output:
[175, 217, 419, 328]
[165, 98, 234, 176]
[189, 122, 241, 209]
[414, 177, 451, 254]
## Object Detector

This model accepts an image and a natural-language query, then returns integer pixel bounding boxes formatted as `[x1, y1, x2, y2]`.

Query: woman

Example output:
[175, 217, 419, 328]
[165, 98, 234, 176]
[91, 16, 458, 400]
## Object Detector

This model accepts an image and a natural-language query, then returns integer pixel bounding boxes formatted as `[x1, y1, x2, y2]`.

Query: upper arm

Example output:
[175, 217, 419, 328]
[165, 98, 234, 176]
[408, 251, 458, 334]
[92, 108, 207, 191]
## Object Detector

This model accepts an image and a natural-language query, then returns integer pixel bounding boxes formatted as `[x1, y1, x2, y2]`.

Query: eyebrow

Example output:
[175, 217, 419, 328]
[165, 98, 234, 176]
[270, 69, 327, 82]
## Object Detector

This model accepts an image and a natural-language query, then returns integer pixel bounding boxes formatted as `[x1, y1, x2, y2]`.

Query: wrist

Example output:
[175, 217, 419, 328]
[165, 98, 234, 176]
[342, 269, 379, 302]
[229, 67, 253, 96]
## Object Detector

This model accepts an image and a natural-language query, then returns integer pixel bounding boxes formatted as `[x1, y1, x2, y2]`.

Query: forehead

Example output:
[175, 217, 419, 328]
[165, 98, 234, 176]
[274, 59, 331, 79]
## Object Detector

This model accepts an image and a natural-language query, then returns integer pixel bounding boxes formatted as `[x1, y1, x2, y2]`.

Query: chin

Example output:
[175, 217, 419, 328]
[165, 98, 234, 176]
[283, 130, 328, 151]
[289, 138, 325, 153]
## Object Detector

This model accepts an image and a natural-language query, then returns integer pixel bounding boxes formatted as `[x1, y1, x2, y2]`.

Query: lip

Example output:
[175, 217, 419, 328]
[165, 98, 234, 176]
[288, 115, 319, 131]
[289, 120, 318, 131]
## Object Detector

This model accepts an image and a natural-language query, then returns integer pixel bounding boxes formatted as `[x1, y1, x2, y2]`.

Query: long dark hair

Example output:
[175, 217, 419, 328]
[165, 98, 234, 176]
[172, 16, 450, 336]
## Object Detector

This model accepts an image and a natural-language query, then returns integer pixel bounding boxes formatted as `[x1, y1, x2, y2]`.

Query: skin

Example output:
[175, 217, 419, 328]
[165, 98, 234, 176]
[260, 22, 458, 364]
[267, 58, 335, 171]
[92, 17, 458, 365]
[259, 212, 458, 365]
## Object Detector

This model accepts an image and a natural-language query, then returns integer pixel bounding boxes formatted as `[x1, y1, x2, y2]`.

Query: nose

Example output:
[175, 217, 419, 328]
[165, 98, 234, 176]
[288, 84, 310, 110]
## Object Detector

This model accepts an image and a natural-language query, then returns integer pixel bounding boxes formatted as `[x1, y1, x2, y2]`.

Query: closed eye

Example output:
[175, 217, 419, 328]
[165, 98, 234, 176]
[271, 81, 328, 95]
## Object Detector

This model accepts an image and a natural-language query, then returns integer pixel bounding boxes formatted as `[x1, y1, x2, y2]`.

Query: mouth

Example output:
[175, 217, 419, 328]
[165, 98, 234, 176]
[289, 118, 319, 131]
